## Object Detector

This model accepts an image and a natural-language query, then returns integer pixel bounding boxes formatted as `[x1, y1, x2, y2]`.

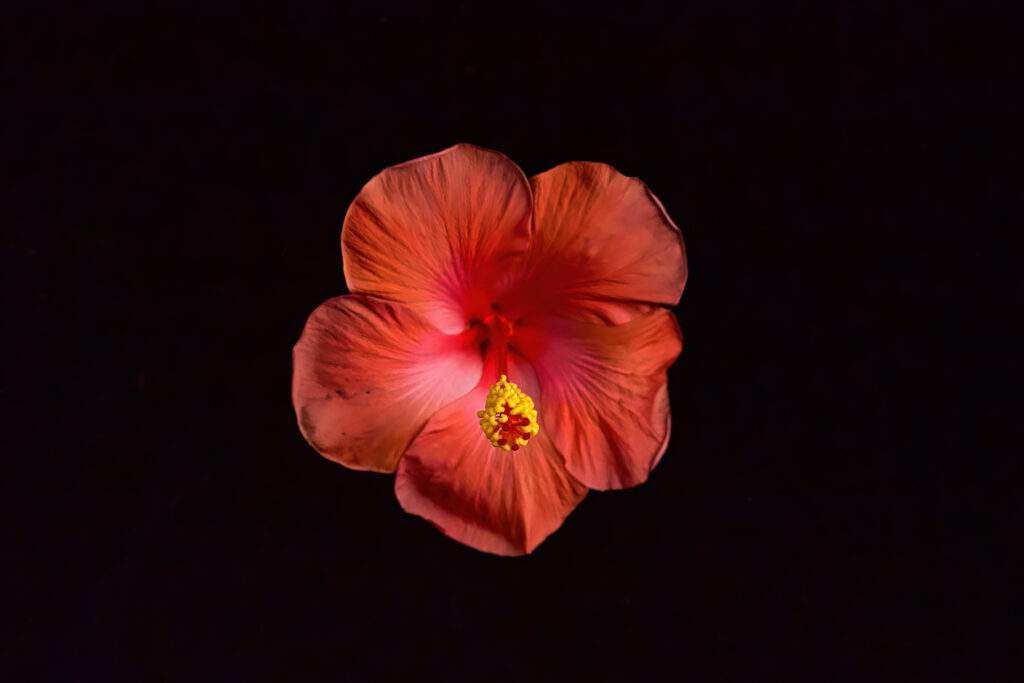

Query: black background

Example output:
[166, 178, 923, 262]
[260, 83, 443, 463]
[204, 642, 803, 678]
[5, 4, 1016, 681]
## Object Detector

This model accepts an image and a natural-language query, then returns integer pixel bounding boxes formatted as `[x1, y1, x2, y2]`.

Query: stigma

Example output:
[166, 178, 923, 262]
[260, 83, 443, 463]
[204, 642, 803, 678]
[476, 374, 540, 451]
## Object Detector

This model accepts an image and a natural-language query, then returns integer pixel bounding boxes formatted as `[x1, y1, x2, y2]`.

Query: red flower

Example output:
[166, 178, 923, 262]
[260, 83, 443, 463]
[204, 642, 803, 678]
[292, 144, 687, 555]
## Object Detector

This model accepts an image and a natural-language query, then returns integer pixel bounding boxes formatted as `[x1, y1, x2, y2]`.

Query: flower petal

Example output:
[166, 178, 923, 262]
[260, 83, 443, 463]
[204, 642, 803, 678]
[514, 309, 683, 490]
[292, 295, 483, 473]
[517, 162, 686, 322]
[395, 356, 587, 555]
[342, 143, 533, 333]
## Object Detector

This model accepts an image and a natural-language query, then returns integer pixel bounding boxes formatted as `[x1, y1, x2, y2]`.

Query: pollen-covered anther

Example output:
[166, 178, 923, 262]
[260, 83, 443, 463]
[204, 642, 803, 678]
[475, 374, 540, 452]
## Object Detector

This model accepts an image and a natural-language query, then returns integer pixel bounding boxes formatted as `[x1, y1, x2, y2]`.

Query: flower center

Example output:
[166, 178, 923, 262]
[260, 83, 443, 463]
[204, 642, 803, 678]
[470, 306, 540, 451]
[477, 374, 539, 451]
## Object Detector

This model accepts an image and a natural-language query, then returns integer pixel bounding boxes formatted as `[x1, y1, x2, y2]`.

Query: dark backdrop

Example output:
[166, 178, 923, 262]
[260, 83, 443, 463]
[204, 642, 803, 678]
[5, 4, 1015, 681]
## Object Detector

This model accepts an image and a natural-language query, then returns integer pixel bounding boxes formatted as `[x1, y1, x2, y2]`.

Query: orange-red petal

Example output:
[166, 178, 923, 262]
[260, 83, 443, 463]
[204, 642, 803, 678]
[292, 295, 482, 473]
[514, 309, 683, 490]
[395, 357, 587, 555]
[342, 143, 533, 333]
[516, 162, 687, 323]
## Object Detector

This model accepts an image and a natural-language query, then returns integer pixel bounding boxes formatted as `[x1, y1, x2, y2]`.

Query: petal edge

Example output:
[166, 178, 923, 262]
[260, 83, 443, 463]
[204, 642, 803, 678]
[519, 161, 687, 322]
[342, 143, 534, 333]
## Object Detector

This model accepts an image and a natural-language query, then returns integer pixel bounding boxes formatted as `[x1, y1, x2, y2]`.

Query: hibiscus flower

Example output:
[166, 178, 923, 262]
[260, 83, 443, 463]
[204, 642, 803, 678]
[292, 143, 687, 556]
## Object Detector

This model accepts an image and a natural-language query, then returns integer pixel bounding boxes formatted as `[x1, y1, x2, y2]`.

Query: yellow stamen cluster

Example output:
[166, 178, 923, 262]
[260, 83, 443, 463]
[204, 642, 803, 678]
[476, 374, 540, 451]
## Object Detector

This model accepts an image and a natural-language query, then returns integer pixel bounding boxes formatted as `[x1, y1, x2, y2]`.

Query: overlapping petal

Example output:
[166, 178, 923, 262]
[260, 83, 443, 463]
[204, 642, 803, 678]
[513, 309, 683, 490]
[395, 356, 587, 555]
[292, 295, 482, 473]
[506, 162, 686, 324]
[342, 143, 533, 333]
